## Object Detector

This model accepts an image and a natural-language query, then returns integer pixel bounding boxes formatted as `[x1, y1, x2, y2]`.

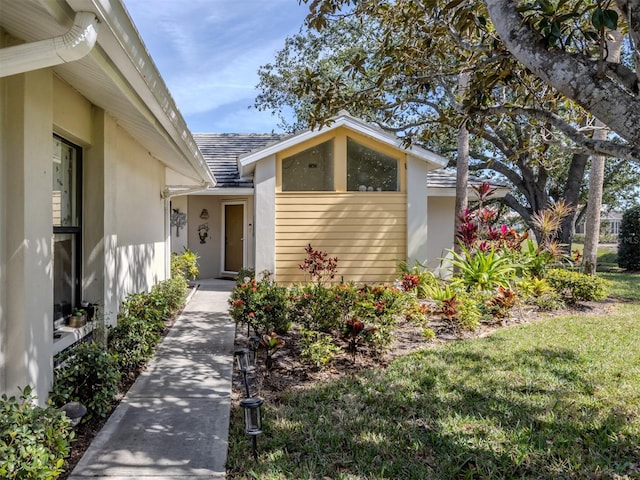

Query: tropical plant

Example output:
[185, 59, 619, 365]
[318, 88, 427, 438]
[448, 244, 517, 291]
[397, 260, 441, 299]
[0, 386, 74, 480]
[289, 283, 355, 332]
[343, 318, 376, 358]
[229, 276, 290, 336]
[299, 328, 341, 368]
[259, 333, 285, 370]
[298, 244, 339, 285]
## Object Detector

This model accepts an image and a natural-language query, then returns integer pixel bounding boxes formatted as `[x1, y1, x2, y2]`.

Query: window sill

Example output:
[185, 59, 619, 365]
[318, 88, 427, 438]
[53, 322, 94, 355]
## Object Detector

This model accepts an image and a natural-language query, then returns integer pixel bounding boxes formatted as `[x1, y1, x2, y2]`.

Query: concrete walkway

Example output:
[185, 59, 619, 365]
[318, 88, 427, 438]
[69, 279, 236, 479]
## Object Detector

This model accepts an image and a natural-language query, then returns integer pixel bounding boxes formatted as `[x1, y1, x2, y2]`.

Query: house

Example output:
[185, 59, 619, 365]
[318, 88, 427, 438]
[171, 115, 509, 282]
[0, 0, 214, 403]
[575, 210, 623, 238]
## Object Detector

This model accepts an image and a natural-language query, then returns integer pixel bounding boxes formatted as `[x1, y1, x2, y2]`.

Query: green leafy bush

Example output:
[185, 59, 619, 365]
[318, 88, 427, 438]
[618, 205, 640, 271]
[171, 247, 199, 279]
[289, 283, 356, 332]
[299, 328, 341, 368]
[448, 244, 517, 291]
[546, 269, 611, 303]
[50, 342, 120, 420]
[397, 260, 441, 299]
[229, 276, 290, 335]
[152, 276, 188, 317]
[119, 291, 166, 334]
[0, 386, 74, 480]
[108, 316, 160, 376]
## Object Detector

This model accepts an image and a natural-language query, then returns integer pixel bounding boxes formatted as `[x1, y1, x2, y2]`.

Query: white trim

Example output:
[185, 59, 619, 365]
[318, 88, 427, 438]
[220, 200, 247, 276]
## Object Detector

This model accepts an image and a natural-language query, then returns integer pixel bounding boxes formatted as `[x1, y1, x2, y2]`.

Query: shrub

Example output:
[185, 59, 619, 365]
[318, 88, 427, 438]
[50, 342, 120, 420]
[485, 286, 518, 318]
[546, 269, 611, 303]
[119, 291, 166, 334]
[152, 276, 188, 317]
[107, 316, 160, 377]
[299, 328, 341, 368]
[0, 386, 74, 480]
[289, 283, 356, 332]
[229, 277, 290, 335]
[397, 260, 441, 299]
[448, 244, 516, 291]
[618, 205, 640, 271]
[171, 247, 199, 279]
[298, 244, 339, 285]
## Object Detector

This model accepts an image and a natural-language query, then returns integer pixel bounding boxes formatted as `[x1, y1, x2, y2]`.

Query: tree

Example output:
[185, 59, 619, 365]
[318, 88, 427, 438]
[255, 4, 640, 240]
[485, 0, 640, 151]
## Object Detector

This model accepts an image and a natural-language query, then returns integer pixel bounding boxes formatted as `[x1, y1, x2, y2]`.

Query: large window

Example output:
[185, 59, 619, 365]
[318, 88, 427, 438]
[347, 138, 398, 191]
[53, 136, 82, 328]
[282, 140, 334, 191]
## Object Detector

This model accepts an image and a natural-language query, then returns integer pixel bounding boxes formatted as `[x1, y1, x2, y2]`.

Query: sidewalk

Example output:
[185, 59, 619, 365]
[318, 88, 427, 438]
[68, 279, 236, 479]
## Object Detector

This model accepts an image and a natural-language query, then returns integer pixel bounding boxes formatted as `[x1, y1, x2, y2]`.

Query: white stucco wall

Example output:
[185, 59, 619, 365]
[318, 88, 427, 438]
[427, 195, 456, 274]
[406, 155, 430, 265]
[170, 195, 189, 254]
[254, 155, 276, 278]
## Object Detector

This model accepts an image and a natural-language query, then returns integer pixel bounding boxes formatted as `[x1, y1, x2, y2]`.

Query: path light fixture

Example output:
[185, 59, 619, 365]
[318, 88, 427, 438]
[60, 401, 87, 427]
[248, 335, 261, 367]
[234, 348, 252, 397]
[239, 397, 263, 460]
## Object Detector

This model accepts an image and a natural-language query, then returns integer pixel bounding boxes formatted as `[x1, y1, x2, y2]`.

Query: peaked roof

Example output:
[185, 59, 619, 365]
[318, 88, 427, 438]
[237, 112, 448, 177]
[193, 133, 283, 188]
[427, 170, 510, 197]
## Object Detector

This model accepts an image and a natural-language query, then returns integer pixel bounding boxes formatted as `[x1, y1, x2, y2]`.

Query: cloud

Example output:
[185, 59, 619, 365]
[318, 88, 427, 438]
[124, 0, 308, 131]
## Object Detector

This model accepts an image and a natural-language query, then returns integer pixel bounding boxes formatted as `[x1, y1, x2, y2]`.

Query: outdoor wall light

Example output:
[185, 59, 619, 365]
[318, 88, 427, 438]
[60, 401, 87, 427]
[234, 348, 252, 397]
[239, 397, 264, 460]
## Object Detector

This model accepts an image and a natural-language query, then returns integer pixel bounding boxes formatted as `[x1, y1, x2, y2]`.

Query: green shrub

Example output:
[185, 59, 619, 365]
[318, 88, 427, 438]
[299, 328, 341, 368]
[120, 291, 166, 334]
[235, 268, 255, 286]
[546, 268, 611, 303]
[448, 244, 517, 291]
[618, 205, 640, 271]
[289, 283, 356, 332]
[50, 342, 120, 420]
[229, 276, 290, 335]
[152, 276, 188, 317]
[108, 316, 160, 376]
[171, 247, 199, 280]
[0, 386, 74, 480]
[397, 260, 441, 299]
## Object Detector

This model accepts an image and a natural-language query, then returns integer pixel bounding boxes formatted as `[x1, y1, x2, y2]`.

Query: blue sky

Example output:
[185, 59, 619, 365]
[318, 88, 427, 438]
[124, 1, 309, 133]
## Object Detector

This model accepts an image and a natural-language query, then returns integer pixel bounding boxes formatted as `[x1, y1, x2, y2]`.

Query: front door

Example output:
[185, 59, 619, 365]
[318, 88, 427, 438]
[224, 203, 244, 273]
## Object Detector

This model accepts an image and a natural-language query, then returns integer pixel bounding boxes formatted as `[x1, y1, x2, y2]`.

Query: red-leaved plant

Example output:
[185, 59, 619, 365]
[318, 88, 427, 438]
[299, 244, 339, 285]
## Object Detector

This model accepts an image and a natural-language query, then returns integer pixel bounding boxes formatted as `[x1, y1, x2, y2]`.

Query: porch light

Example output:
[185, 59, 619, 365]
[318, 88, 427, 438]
[60, 401, 87, 427]
[239, 397, 264, 459]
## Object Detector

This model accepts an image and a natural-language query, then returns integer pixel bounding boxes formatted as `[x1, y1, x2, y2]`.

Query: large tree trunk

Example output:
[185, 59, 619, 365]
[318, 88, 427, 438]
[485, 0, 640, 152]
[454, 71, 470, 261]
[581, 30, 622, 274]
[558, 153, 589, 247]
[582, 123, 607, 274]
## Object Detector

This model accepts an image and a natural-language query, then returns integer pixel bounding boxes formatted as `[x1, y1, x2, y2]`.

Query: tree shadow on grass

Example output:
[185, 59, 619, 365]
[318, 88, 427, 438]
[228, 341, 639, 479]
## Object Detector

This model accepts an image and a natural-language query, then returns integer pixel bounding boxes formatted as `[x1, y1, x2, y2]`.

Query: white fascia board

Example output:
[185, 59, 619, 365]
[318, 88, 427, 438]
[65, 0, 215, 186]
[191, 187, 255, 196]
[238, 113, 448, 176]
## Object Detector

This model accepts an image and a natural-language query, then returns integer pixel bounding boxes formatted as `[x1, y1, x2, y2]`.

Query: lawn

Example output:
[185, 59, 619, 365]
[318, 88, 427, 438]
[227, 275, 640, 479]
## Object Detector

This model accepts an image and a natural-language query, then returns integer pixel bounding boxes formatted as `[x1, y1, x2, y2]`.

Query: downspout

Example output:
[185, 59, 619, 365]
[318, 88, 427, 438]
[0, 11, 99, 78]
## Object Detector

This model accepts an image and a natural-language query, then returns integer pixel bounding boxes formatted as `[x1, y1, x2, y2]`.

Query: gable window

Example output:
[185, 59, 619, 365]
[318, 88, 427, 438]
[53, 135, 82, 329]
[347, 138, 398, 192]
[282, 140, 334, 191]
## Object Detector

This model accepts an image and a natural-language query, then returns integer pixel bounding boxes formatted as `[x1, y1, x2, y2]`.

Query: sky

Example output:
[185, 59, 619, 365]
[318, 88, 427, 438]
[124, 0, 309, 133]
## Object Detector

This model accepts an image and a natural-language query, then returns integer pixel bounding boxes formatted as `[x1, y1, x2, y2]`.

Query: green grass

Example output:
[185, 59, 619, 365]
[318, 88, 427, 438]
[227, 275, 640, 479]
[598, 271, 640, 302]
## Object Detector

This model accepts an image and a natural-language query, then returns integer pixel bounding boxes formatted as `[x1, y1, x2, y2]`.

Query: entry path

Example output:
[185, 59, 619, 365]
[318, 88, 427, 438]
[69, 279, 236, 479]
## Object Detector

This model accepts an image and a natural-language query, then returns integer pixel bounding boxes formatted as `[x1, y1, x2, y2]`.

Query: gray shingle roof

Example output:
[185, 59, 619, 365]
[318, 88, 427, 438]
[193, 134, 509, 193]
[193, 133, 284, 188]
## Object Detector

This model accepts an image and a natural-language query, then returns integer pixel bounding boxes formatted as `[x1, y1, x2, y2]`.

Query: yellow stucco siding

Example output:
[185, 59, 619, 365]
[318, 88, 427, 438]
[275, 193, 406, 284]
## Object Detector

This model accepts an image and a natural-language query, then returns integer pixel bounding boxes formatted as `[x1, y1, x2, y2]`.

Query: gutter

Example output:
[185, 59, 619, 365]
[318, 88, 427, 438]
[161, 182, 212, 199]
[0, 11, 99, 78]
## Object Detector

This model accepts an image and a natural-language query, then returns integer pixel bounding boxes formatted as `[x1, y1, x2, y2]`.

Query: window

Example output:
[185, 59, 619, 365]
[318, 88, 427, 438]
[282, 140, 334, 191]
[347, 138, 398, 191]
[53, 136, 82, 328]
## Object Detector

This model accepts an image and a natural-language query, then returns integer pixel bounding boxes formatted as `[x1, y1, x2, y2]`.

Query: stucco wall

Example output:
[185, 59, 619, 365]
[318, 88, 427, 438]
[170, 195, 189, 254]
[427, 195, 456, 274]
